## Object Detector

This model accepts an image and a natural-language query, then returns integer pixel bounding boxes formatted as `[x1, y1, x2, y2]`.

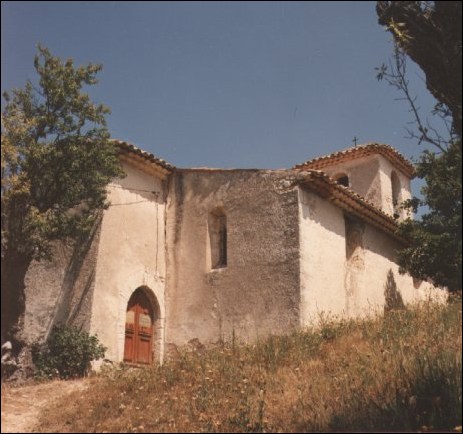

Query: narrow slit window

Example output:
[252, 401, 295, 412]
[344, 215, 364, 261]
[391, 171, 401, 216]
[209, 210, 227, 269]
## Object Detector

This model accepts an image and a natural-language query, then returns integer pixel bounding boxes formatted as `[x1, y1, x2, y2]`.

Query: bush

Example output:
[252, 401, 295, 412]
[32, 325, 106, 379]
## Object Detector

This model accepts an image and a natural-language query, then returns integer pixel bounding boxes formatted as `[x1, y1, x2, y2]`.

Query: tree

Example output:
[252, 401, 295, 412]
[376, 1, 462, 291]
[396, 144, 461, 291]
[1, 46, 124, 355]
[377, 1, 461, 139]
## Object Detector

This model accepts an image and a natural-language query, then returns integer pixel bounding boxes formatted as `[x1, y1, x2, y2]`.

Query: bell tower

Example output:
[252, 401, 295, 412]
[294, 143, 415, 219]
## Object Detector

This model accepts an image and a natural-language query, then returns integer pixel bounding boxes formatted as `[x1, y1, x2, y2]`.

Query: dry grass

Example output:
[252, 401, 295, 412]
[36, 300, 462, 433]
[1, 378, 89, 433]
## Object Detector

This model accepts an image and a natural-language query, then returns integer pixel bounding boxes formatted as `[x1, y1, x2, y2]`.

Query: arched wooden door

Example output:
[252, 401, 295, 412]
[124, 288, 155, 364]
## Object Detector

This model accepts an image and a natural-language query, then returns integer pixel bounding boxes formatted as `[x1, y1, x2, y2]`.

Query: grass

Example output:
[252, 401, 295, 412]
[36, 300, 462, 433]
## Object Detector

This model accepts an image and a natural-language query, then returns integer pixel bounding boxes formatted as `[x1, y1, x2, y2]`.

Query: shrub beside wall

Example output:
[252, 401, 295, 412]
[32, 325, 106, 379]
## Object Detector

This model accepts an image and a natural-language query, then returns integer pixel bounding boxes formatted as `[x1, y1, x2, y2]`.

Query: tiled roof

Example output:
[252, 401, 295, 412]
[110, 140, 406, 240]
[294, 143, 415, 177]
[294, 169, 406, 242]
[112, 139, 174, 171]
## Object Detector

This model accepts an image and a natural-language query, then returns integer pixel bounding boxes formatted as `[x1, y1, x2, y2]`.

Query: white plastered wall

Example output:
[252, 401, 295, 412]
[298, 187, 447, 326]
[318, 154, 383, 210]
[358, 224, 447, 314]
[316, 154, 412, 219]
[377, 157, 412, 219]
[299, 188, 347, 326]
[89, 161, 167, 363]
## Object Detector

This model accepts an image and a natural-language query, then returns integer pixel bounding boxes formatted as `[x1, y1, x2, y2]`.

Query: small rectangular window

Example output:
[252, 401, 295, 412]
[345, 215, 364, 260]
[209, 210, 227, 269]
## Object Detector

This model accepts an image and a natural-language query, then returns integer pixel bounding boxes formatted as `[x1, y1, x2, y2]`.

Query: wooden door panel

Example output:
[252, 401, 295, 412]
[137, 334, 152, 364]
[124, 306, 136, 362]
[124, 289, 155, 364]
[124, 331, 135, 362]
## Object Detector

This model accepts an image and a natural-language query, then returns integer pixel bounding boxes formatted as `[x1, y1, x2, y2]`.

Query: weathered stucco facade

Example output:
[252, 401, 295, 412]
[89, 157, 168, 363]
[165, 169, 301, 347]
[22, 142, 447, 364]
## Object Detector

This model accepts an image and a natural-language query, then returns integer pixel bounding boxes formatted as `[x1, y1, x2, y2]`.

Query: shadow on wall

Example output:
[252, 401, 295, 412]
[384, 269, 405, 312]
[47, 213, 102, 337]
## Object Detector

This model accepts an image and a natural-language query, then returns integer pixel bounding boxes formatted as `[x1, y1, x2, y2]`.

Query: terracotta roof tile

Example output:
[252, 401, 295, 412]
[294, 142, 415, 177]
[112, 139, 174, 171]
[293, 169, 406, 242]
[110, 140, 407, 241]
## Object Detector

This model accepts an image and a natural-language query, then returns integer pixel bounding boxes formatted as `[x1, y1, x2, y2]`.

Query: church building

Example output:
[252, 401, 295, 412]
[22, 141, 446, 365]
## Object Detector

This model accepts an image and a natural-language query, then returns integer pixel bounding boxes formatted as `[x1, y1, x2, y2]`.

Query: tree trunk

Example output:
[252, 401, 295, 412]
[1, 252, 33, 356]
[376, 1, 462, 139]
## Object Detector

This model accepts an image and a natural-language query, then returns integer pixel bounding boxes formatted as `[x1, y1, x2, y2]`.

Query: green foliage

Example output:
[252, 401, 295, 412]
[377, 1, 462, 138]
[397, 142, 462, 291]
[1, 45, 124, 262]
[376, 2, 462, 291]
[32, 325, 106, 379]
[1, 45, 124, 345]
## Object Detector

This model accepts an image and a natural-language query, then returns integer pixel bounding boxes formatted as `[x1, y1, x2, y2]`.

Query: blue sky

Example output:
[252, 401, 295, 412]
[2, 1, 440, 176]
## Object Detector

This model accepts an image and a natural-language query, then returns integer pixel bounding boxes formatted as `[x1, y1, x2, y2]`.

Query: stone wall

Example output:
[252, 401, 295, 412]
[315, 154, 412, 219]
[298, 185, 446, 325]
[23, 217, 102, 345]
[165, 169, 301, 346]
[377, 156, 412, 219]
[21, 159, 169, 363]
[89, 160, 167, 363]
[298, 188, 346, 325]
[20, 153, 446, 366]
[360, 223, 446, 312]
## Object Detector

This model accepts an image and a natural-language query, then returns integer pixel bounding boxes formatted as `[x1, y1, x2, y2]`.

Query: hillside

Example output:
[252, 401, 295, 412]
[12, 301, 463, 433]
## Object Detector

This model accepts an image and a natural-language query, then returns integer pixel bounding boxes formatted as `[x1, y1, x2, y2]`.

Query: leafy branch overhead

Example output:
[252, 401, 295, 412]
[376, 1, 462, 292]
[1, 46, 124, 348]
[1, 45, 124, 262]
[375, 47, 453, 153]
[377, 1, 462, 139]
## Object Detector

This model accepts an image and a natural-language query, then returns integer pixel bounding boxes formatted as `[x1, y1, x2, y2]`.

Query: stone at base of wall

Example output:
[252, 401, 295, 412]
[1, 344, 35, 383]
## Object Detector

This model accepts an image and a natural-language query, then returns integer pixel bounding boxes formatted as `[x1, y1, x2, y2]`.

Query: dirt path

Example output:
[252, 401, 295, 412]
[1, 379, 88, 433]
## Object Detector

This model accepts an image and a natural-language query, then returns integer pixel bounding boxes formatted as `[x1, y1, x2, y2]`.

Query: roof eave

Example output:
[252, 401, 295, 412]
[112, 139, 175, 176]
[294, 143, 416, 178]
[296, 171, 408, 244]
